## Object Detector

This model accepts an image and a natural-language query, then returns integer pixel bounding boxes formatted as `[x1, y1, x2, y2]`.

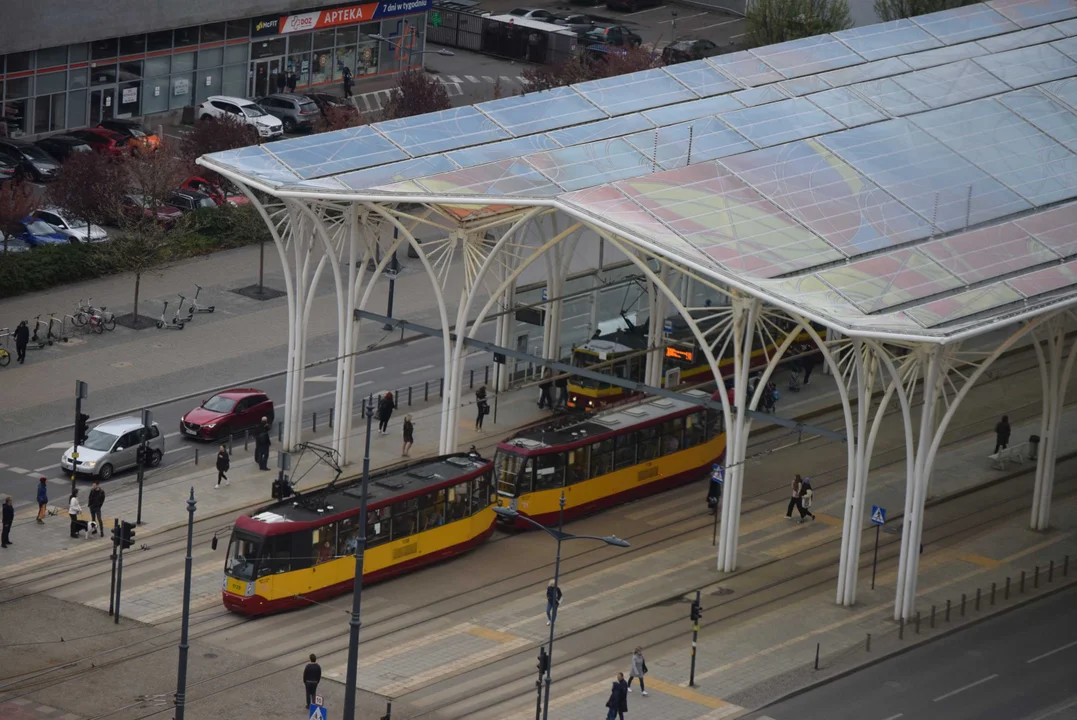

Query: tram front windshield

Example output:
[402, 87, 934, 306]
[495, 450, 531, 497]
[225, 531, 263, 582]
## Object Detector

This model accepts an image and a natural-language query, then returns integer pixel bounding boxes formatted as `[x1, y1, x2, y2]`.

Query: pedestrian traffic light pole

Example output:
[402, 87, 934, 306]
[492, 494, 630, 720]
[108, 518, 119, 616]
[136, 409, 152, 526]
[689, 590, 702, 687]
[343, 399, 375, 720]
[72, 380, 88, 493]
[175, 488, 196, 720]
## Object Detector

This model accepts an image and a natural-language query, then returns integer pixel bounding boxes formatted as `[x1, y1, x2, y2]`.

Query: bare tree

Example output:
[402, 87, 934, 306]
[46, 150, 127, 232]
[317, 104, 367, 132]
[522, 46, 664, 92]
[181, 114, 258, 184]
[746, 0, 852, 47]
[381, 70, 452, 120]
[0, 180, 38, 253]
[873, 0, 977, 20]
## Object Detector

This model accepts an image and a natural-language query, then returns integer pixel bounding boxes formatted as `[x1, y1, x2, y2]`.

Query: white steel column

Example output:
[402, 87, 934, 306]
[1030, 314, 1077, 530]
[646, 263, 671, 387]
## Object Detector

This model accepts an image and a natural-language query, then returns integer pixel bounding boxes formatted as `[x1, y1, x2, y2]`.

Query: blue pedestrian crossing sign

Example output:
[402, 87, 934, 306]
[871, 505, 886, 525]
[711, 464, 724, 484]
[663, 319, 674, 335]
[308, 704, 327, 720]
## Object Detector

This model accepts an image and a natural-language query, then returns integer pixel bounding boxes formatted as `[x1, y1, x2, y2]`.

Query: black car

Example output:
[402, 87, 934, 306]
[168, 189, 218, 214]
[662, 38, 719, 64]
[0, 139, 61, 182]
[35, 135, 93, 163]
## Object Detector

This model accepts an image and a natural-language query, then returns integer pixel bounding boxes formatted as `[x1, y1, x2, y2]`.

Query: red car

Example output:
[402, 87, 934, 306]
[181, 388, 275, 441]
[65, 128, 130, 157]
[180, 176, 250, 207]
[122, 194, 183, 227]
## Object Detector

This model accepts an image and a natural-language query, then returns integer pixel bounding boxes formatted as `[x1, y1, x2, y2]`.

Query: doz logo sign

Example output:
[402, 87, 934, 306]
[283, 11, 320, 33]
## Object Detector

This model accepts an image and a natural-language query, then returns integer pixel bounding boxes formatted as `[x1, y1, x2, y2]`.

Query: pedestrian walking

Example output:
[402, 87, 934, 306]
[785, 474, 804, 520]
[605, 672, 628, 720]
[341, 66, 353, 98]
[36, 476, 48, 523]
[994, 415, 1011, 454]
[377, 392, 396, 433]
[275, 72, 286, 93]
[216, 445, 230, 487]
[2, 496, 13, 548]
[545, 579, 562, 625]
[626, 647, 648, 695]
[255, 417, 272, 471]
[787, 356, 802, 392]
[287, 71, 298, 92]
[303, 653, 321, 707]
[475, 386, 490, 430]
[68, 489, 83, 539]
[13, 320, 29, 364]
[801, 346, 817, 386]
[402, 415, 414, 456]
[88, 481, 105, 536]
[796, 476, 815, 523]
[554, 373, 568, 409]
[538, 369, 553, 409]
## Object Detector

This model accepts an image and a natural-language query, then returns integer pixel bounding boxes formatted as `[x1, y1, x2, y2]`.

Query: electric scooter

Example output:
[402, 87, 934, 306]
[31, 315, 50, 347]
[186, 284, 215, 320]
[156, 300, 186, 330]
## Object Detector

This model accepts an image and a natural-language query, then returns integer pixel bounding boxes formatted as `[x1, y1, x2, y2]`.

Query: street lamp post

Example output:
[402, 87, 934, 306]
[493, 493, 630, 720]
[174, 488, 196, 720]
[342, 399, 375, 720]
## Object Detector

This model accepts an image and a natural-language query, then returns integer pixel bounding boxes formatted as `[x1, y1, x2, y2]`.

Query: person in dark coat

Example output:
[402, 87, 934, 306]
[554, 373, 569, 409]
[605, 672, 628, 720]
[545, 579, 562, 625]
[377, 392, 396, 434]
[785, 475, 804, 520]
[402, 415, 414, 456]
[538, 369, 554, 409]
[286, 72, 298, 92]
[303, 653, 321, 707]
[475, 386, 490, 430]
[341, 66, 353, 98]
[801, 345, 817, 385]
[255, 417, 272, 471]
[36, 476, 48, 523]
[216, 445, 230, 487]
[995, 415, 1011, 454]
[2, 496, 14, 548]
[87, 481, 105, 536]
[13, 320, 29, 364]
[275, 72, 286, 93]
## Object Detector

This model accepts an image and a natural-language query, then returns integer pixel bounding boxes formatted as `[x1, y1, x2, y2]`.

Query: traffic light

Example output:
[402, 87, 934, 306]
[690, 600, 702, 623]
[136, 445, 147, 466]
[537, 647, 549, 674]
[120, 521, 136, 550]
[75, 413, 90, 446]
[271, 478, 293, 500]
[111, 524, 122, 547]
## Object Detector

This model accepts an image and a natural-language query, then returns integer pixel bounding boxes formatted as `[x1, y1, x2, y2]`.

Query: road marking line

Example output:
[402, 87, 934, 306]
[33, 464, 61, 473]
[956, 552, 1002, 569]
[626, 4, 666, 15]
[448, 75, 462, 83]
[465, 75, 479, 83]
[305, 375, 336, 383]
[38, 441, 72, 451]
[646, 678, 732, 709]
[303, 390, 337, 402]
[880, 714, 904, 720]
[164, 431, 181, 439]
[695, 18, 741, 31]
[466, 625, 521, 643]
[660, 11, 706, 22]
[1027, 639, 1077, 664]
[1032, 698, 1077, 719]
[7, 467, 31, 475]
[500, 75, 513, 83]
[932, 674, 997, 702]
[0, 463, 7, 469]
[355, 380, 373, 388]
[482, 75, 495, 82]
[355, 366, 385, 376]
[813, 513, 842, 527]
[731, 33, 745, 39]
[401, 364, 435, 375]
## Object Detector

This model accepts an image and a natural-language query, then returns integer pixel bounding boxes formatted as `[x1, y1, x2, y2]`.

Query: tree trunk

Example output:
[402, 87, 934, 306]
[133, 271, 142, 323]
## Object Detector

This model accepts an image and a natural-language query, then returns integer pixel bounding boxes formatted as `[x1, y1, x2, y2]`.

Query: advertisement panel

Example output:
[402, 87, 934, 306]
[277, 0, 431, 33]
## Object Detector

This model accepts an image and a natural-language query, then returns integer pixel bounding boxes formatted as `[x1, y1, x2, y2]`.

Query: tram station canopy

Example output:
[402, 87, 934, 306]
[201, 0, 1077, 343]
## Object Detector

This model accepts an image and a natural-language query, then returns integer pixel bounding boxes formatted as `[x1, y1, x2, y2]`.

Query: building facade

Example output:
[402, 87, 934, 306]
[0, 0, 429, 138]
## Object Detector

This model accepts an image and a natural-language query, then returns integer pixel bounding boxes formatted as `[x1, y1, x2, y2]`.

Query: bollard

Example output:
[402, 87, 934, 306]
[329, 407, 333, 429]
[1034, 565, 1040, 589]
[991, 582, 996, 605]
[1021, 570, 1026, 593]
[976, 587, 981, 611]
[194, 448, 199, 465]
[915, 611, 920, 634]
[1005, 576, 1011, 599]
[1049, 559, 1054, 583]
[278, 421, 283, 442]
[930, 605, 935, 628]
[408, 386, 412, 406]
[470, 369, 474, 388]
[425, 381, 429, 402]
[313, 412, 317, 432]
[865, 633, 871, 652]
[228, 435, 233, 455]
[440, 377, 444, 398]
[814, 642, 820, 670]
[946, 599, 951, 622]
[485, 365, 489, 384]
[899, 617, 904, 639]
[244, 430, 249, 452]
[961, 593, 966, 616]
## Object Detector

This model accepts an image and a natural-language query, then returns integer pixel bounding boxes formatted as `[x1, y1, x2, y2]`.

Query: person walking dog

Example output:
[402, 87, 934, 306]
[68, 489, 84, 538]
[87, 481, 105, 536]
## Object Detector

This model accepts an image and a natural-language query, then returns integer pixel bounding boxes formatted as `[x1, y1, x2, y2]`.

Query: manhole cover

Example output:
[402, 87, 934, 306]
[203, 652, 218, 659]
[110, 361, 132, 368]
[710, 587, 735, 596]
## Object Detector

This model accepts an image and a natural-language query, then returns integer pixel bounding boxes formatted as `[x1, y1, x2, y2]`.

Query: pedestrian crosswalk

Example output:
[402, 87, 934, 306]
[348, 73, 529, 114]
[442, 74, 530, 87]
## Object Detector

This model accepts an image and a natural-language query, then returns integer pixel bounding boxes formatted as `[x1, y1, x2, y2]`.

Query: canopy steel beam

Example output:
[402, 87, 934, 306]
[354, 309, 846, 443]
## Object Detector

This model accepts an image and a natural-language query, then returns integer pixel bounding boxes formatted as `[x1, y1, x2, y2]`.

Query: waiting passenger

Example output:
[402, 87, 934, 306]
[318, 541, 332, 564]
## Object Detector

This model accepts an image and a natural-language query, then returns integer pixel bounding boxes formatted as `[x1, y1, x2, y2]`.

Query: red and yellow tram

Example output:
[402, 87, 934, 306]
[222, 453, 495, 615]
[494, 389, 725, 528]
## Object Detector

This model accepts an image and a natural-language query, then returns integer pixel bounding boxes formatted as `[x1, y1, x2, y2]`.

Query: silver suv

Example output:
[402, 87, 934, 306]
[256, 94, 320, 133]
[61, 417, 165, 481]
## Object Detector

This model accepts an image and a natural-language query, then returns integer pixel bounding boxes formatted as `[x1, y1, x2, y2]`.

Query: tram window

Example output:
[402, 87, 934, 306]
[226, 533, 261, 581]
[590, 438, 614, 477]
[314, 524, 336, 564]
[566, 448, 588, 484]
[391, 498, 418, 540]
[420, 489, 446, 530]
[614, 431, 637, 470]
[662, 418, 684, 455]
[368, 507, 389, 547]
[337, 517, 359, 556]
[260, 535, 294, 576]
[534, 454, 564, 491]
[471, 473, 491, 511]
[446, 482, 470, 522]
[496, 452, 531, 496]
[684, 413, 705, 448]
[706, 409, 723, 439]
[638, 426, 659, 461]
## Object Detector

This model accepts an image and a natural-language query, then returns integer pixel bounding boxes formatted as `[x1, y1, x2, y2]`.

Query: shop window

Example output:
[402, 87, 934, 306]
[337, 27, 359, 45]
[91, 39, 118, 60]
[311, 50, 333, 85]
[90, 64, 116, 87]
[222, 65, 246, 98]
[357, 43, 379, 76]
[141, 78, 168, 115]
[314, 30, 336, 50]
[361, 22, 380, 37]
[69, 68, 89, 91]
[199, 48, 223, 69]
[36, 46, 67, 70]
[335, 46, 357, 82]
[5, 77, 31, 99]
[251, 38, 287, 59]
[286, 53, 310, 87]
[196, 71, 219, 105]
[118, 81, 141, 116]
[172, 52, 195, 73]
[289, 33, 312, 53]
[169, 74, 194, 110]
[227, 19, 250, 39]
[174, 27, 199, 48]
[5, 52, 31, 73]
[67, 90, 87, 128]
[225, 44, 248, 65]
[1, 100, 30, 137]
[119, 61, 142, 83]
[147, 31, 173, 52]
[120, 35, 146, 56]
[201, 22, 226, 44]
[35, 72, 66, 95]
[145, 56, 170, 77]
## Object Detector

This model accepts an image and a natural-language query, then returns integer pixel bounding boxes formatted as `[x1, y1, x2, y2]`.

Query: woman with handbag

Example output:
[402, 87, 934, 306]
[68, 489, 83, 538]
[627, 647, 648, 696]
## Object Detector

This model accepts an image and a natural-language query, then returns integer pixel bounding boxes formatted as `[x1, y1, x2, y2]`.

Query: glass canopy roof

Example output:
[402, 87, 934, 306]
[201, 0, 1077, 340]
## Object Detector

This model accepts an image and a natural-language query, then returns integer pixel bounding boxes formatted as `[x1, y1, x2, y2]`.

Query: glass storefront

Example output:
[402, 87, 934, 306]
[0, 5, 427, 138]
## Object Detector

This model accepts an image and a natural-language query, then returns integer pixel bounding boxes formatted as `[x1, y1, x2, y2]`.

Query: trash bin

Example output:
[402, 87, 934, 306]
[1030, 434, 1040, 460]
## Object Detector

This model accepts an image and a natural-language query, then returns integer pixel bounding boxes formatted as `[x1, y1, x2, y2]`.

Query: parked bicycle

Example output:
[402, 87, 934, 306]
[74, 298, 116, 331]
[156, 300, 186, 330]
[0, 328, 10, 367]
[186, 284, 215, 320]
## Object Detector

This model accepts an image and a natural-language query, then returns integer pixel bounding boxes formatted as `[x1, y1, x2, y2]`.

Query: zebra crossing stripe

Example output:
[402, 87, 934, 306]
[482, 76, 495, 83]
[449, 75, 463, 83]
[465, 75, 479, 83]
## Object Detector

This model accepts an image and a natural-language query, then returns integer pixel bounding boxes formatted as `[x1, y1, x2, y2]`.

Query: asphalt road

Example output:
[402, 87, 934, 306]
[744, 585, 1077, 720]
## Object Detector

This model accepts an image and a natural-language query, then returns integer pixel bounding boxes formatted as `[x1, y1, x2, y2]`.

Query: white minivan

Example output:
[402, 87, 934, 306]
[61, 417, 165, 481]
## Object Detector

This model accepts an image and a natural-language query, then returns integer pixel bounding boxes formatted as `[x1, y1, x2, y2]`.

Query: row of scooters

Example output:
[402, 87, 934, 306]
[156, 285, 215, 330]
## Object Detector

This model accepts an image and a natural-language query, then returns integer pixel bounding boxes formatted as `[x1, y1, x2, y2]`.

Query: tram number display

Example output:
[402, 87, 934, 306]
[665, 346, 694, 363]
[226, 577, 248, 595]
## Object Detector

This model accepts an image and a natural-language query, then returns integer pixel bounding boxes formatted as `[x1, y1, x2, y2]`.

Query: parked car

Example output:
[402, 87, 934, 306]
[35, 135, 93, 163]
[98, 118, 161, 153]
[508, 7, 558, 20]
[122, 194, 183, 226]
[168, 189, 218, 214]
[6, 216, 70, 248]
[606, 0, 660, 10]
[662, 38, 719, 63]
[0, 138, 61, 182]
[553, 13, 595, 34]
[32, 206, 109, 243]
[61, 416, 165, 481]
[180, 176, 250, 207]
[583, 25, 642, 47]
[196, 96, 284, 139]
[65, 128, 129, 157]
[569, 0, 604, 7]
[256, 93, 320, 133]
[0, 154, 17, 184]
[181, 388, 275, 441]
